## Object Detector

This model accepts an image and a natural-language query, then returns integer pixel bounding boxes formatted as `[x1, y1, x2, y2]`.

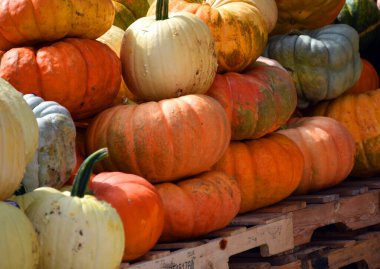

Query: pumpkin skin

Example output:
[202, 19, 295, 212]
[112, 0, 150, 30]
[346, 59, 379, 94]
[273, 0, 345, 35]
[0, 38, 121, 120]
[90, 172, 164, 261]
[0, 201, 39, 269]
[86, 94, 231, 183]
[155, 171, 241, 242]
[120, 11, 217, 101]
[0, 0, 115, 51]
[264, 24, 362, 108]
[21, 94, 76, 192]
[277, 117, 355, 194]
[0, 79, 38, 200]
[311, 90, 380, 177]
[147, 0, 268, 73]
[207, 58, 297, 140]
[97, 25, 139, 104]
[212, 133, 304, 213]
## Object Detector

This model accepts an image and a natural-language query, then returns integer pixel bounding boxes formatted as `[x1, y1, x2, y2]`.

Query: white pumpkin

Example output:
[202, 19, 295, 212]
[0, 79, 38, 200]
[22, 94, 76, 192]
[120, 2, 217, 101]
[0, 201, 39, 269]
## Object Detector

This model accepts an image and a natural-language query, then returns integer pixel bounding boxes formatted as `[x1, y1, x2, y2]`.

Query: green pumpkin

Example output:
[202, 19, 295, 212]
[112, 0, 150, 30]
[264, 24, 362, 108]
[336, 0, 380, 51]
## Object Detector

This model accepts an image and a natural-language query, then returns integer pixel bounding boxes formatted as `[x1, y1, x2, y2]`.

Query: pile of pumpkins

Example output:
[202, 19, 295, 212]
[1, 0, 380, 268]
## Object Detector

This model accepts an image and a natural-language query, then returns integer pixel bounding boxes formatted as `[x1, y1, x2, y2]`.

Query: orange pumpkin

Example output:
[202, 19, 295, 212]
[273, 0, 346, 35]
[277, 117, 355, 194]
[0, 38, 121, 120]
[346, 59, 379, 94]
[86, 94, 231, 183]
[155, 171, 241, 242]
[212, 133, 304, 213]
[147, 0, 268, 73]
[90, 172, 164, 261]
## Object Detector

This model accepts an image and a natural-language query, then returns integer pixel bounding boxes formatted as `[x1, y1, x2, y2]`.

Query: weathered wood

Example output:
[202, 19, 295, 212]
[342, 179, 380, 189]
[229, 262, 271, 269]
[317, 186, 369, 196]
[255, 201, 307, 214]
[231, 213, 287, 226]
[286, 194, 339, 204]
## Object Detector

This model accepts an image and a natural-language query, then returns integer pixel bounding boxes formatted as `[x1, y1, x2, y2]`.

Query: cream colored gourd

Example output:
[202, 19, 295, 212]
[120, 0, 217, 101]
[0, 201, 39, 269]
[0, 79, 38, 200]
[251, 0, 278, 33]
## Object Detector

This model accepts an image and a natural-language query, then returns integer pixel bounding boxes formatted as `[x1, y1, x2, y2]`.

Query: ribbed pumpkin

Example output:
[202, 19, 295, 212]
[97, 25, 139, 105]
[346, 59, 379, 94]
[155, 171, 241, 242]
[207, 57, 297, 140]
[212, 133, 304, 213]
[0, 79, 38, 200]
[21, 149, 125, 269]
[0, 38, 121, 120]
[264, 24, 362, 108]
[272, 0, 345, 35]
[90, 169, 165, 261]
[147, 0, 268, 73]
[311, 90, 380, 177]
[0, 201, 39, 269]
[277, 117, 355, 194]
[252, 0, 278, 33]
[121, 0, 217, 101]
[0, 0, 115, 51]
[21, 94, 76, 192]
[86, 94, 231, 183]
[112, 0, 150, 30]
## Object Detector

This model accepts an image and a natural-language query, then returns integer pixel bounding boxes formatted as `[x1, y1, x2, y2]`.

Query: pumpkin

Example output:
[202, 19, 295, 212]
[121, 0, 217, 101]
[0, 201, 39, 269]
[252, 0, 278, 34]
[0, 0, 115, 51]
[21, 149, 124, 269]
[311, 90, 380, 177]
[336, 0, 380, 51]
[90, 170, 164, 261]
[86, 94, 231, 183]
[346, 59, 379, 94]
[277, 117, 355, 194]
[212, 133, 304, 213]
[207, 57, 297, 140]
[147, 0, 268, 73]
[0, 79, 38, 200]
[97, 25, 140, 104]
[156, 171, 240, 242]
[0, 38, 121, 120]
[264, 24, 362, 108]
[20, 94, 76, 192]
[112, 0, 150, 30]
[272, 0, 346, 35]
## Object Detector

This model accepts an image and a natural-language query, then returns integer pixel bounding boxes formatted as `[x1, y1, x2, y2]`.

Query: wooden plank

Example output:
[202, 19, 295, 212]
[342, 179, 380, 189]
[230, 212, 286, 226]
[153, 240, 207, 250]
[229, 262, 271, 269]
[272, 261, 302, 269]
[309, 239, 357, 248]
[142, 251, 171, 261]
[318, 186, 369, 196]
[286, 194, 339, 204]
[207, 226, 247, 238]
[256, 201, 307, 214]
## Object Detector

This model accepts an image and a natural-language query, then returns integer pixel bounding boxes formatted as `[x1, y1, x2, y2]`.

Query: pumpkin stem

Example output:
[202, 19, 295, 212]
[71, 148, 108, 198]
[156, 0, 169, 20]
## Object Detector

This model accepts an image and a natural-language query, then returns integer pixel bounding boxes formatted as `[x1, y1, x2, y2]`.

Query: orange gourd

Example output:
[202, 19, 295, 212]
[346, 59, 379, 94]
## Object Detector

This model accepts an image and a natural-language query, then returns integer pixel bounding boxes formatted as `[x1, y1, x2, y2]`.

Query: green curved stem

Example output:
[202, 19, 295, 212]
[156, 0, 169, 20]
[71, 148, 108, 198]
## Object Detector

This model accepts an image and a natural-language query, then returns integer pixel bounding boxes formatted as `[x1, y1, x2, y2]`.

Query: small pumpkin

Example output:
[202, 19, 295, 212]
[121, 0, 217, 101]
[272, 0, 346, 35]
[86, 94, 231, 183]
[155, 171, 241, 242]
[21, 94, 76, 192]
[311, 90, 380, 177]
[207, 57, 297, 140]
[346, 59, 379, 94]
[277, 116, 355, 194]
[90, 170, 164, 261]
[0, 38, 121, 120]
[0, 0, 115, 51]
[212, 133, 304, 213]
[21, 149, 125, 269]
[147, 0, 268, 73]
[112, 0, 150, 30]
[264, 24, 362, 108]
[0, 201, 39, 269]
[0, 79, 38, 200]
